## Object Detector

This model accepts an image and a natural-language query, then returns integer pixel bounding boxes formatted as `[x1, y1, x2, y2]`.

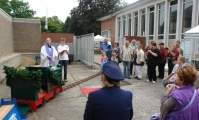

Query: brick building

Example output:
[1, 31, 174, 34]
[41, 33, 74, 44]
[97, 0, 199, 59]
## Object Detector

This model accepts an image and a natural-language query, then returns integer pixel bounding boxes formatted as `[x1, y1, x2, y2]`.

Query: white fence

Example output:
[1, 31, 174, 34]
[74, 33, 95, 68]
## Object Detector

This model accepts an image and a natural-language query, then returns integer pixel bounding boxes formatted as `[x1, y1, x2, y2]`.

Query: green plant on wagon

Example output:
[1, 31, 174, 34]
[47, 68, 65, 86]
[3, 66, 42, 92]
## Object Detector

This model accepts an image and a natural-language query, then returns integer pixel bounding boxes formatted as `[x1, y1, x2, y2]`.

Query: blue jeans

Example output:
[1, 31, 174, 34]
[59, 60, 68, 79]
[162, 77, 177, 87]
[106, 51, 111, 61]
[123, 61, 131, 77]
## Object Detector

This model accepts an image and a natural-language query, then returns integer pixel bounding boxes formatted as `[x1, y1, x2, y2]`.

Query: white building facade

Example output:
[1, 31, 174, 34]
[98, 0, 199, 58]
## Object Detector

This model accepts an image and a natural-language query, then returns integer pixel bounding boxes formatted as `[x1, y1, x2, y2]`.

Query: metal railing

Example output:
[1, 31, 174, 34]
[74, 33, 95, 68]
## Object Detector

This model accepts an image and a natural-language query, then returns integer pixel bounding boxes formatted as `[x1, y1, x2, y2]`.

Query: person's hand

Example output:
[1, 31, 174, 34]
[197, 88, 199, 92]
[163, 78, 167, 81]
[147, 50, 151, 53]
[166, 84, 176, 94]
[131, 59, 134, 62]
[106, 50, 109, 52]
[47, 56, 51, 59]
[168, 78, 175, 84]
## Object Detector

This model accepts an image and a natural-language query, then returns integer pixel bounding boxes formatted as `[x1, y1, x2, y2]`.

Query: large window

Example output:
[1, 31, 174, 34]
[158, 4, 165, 39]
[149, 7, 154, 39]
[101, 30, 110, 38]
[128, 14, 132, 36]
[134, 12, 138, 36]
[141, 9, 145, 36]
[123, 15, 126, 36]
[169, 0, 178, 39]
[118, 17, 121, 37]
[182, 0, 193, 39]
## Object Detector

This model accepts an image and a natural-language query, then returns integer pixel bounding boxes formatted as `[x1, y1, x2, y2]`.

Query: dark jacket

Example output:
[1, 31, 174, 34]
[84, 86, 133, 120]
[147, 48, 160, 66]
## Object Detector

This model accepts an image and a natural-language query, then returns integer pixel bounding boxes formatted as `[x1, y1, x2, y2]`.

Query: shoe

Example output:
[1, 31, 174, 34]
[146, 80, 149, 82]
[64, 78, 68, 82]
[127, 76, 131, 79]
[153, 81, 156, 84]
[134, 76, 138, 79]
[137, 78, 141, 80]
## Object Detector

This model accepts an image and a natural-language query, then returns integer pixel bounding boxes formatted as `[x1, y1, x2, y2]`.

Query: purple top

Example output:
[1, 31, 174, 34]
[166, 85, 199, 120]
[45, 44, 53, 65]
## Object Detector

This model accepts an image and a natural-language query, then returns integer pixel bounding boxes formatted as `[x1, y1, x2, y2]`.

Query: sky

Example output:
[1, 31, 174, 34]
[23, 0, 138, 22]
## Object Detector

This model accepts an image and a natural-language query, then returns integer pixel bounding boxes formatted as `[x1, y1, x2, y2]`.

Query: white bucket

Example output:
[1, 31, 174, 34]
[53, 60, 59, 66]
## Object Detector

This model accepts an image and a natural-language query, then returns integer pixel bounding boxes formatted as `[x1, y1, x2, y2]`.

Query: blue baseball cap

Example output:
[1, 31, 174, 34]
[102, 61, 125, 81]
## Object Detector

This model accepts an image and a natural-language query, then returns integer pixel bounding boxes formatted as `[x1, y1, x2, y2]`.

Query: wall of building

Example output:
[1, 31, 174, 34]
[41, 33, 74, 44]
[0, 9, 14, 58]
[101, 17, 116, 45]
[13, 18, 41, 53]
[0, 53, 21, 82]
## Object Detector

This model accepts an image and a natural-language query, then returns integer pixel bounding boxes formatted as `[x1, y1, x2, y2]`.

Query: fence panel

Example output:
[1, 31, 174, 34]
[74, 33, 95, 68]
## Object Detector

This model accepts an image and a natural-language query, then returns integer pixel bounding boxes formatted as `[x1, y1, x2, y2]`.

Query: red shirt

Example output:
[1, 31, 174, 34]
[160, 48, 167, 62]
[169, 49, 180, 58]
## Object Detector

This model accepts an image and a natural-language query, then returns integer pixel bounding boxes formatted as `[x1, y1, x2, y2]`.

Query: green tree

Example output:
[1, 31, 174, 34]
[68, 0, 128, 35]
[0, 0, 11, 14]
[0, 0, 36, 18]
[62, 16, 72, 33]
[39, 16, 64, 33]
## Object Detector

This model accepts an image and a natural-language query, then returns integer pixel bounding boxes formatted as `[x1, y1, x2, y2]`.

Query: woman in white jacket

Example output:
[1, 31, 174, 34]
[134, 44, 145, 80]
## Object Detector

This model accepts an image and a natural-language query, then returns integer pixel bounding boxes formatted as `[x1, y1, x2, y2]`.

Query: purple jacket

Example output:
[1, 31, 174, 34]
[166, 85, 199, 120]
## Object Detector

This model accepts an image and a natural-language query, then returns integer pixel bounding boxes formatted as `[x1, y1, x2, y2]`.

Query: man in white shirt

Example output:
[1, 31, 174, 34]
[57, 38, 69, 81]
[40, 38, 58, 67]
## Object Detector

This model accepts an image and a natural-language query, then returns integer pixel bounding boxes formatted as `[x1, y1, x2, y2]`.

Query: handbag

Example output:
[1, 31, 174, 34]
[118, 57, 123, 63]
[150, 89, 197, 120]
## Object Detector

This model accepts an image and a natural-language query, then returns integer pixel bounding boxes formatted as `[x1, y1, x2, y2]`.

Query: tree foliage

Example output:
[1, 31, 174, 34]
[68, 0, 128, 35]
[39, 16, 64, 33]
[62, 16, 72, 33]
[0, 0, 36, 18]
[0, 0, 11, 14]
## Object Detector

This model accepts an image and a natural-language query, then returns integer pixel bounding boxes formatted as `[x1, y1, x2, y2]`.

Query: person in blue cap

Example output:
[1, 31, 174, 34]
[84, 61, 133, 120]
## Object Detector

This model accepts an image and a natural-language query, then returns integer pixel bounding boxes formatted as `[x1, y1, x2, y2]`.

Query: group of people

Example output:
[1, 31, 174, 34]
[40, 38, 69, 81]
[83, 38, 199, 120]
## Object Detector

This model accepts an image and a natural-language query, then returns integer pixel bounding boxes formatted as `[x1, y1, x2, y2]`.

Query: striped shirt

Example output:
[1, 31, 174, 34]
[121, 46, 133, 61]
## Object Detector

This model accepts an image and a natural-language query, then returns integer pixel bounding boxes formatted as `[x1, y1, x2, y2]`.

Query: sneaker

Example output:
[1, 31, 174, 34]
[153, 81, 156, 84]
[146, 80, 149, 82]
[127, 76, 131, 79]
[137, 78, 141, 80]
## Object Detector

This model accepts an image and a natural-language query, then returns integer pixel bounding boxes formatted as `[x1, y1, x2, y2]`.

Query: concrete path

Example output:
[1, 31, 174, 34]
[0, 54, 198, 120]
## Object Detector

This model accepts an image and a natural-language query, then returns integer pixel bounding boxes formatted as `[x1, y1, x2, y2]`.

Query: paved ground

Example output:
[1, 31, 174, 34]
[0, 54, 199, 120]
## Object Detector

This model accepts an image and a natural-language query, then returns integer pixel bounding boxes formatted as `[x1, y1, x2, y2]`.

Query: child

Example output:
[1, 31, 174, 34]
[111, 52, 118, 64]
[100, 52, 106, 63]
[100, 56, 108, 80]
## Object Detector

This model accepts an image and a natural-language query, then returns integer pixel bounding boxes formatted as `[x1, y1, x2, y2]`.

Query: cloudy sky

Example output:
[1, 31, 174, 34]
[23, 0, 138, 22]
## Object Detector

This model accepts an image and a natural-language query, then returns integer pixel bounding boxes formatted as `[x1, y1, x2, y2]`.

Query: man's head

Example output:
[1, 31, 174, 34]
[176, 40, 180, 48]
[46, 38, 51, 45]
[61, 38, 65, 45]
[173, 43, 177, 49]
[177, 56, 185, 66]
[104, 38, 108, 44]
[159, 42, 164, 48]
[125, 40, 130, 47]
[131, 39, 136, 45]
[150, 42, 157, 50]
